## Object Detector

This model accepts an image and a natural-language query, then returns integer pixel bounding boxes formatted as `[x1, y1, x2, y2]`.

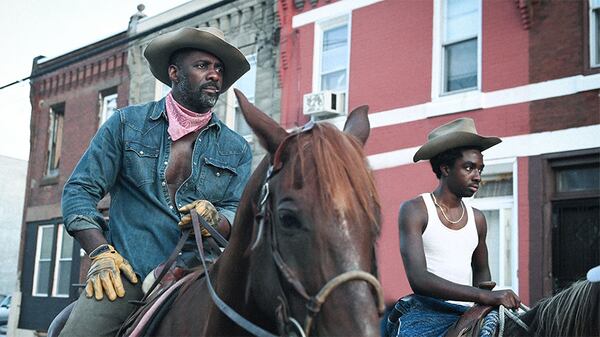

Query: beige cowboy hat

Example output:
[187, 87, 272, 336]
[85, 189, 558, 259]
[144, 27, 250, 92]
[413, 118, 501, 162]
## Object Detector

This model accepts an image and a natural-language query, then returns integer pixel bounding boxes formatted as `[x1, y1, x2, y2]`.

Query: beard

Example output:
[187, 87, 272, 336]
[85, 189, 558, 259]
[173, 73, 220, 113]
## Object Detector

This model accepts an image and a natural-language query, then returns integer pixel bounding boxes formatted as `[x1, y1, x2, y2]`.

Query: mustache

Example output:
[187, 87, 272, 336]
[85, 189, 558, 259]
[199, 82, 221, 92]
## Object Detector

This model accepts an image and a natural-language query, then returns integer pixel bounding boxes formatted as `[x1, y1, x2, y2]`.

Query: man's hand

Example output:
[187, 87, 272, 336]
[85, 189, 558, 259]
[479, 289, 521, 309]
[178, 200, 219, 237]
[85, 244, 138, 301]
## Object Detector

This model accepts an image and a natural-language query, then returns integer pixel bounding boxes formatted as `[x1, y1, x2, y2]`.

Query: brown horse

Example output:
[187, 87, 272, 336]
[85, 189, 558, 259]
[501, 280, 599, 337]
[149, 89, 384, 336]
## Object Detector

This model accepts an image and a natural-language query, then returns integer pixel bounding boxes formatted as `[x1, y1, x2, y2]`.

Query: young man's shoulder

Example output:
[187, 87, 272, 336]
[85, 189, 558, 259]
[399, 195, 428, 227]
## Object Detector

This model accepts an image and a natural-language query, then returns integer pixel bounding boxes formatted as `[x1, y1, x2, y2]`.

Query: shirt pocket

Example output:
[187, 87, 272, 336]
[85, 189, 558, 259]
[124, 141, 159, 187]
[197, 157, 238, 201]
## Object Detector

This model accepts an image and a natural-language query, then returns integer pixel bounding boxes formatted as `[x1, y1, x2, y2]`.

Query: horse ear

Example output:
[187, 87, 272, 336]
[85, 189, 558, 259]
[234, 89, 288, 155]
[343, 105, 370, 146]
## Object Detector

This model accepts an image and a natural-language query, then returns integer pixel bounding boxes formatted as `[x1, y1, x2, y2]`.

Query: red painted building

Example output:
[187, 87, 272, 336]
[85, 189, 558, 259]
[277, 0, 600, 306]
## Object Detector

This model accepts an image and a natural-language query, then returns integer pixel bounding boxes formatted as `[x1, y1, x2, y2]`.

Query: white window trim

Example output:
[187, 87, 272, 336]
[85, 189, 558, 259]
[590, 0, 600, 67]
[32, 225, 54, 297]
[51, 224, 71, 298]
[99, 92, 118, 127]
[466, 157, 519, 292]
[312, 14, 352, 114]
[432, 0, 482, 99]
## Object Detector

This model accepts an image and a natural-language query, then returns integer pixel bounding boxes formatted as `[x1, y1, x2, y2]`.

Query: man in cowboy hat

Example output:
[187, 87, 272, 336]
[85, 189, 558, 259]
[59, 27, 252, 336]
[386, 118, 521, 337]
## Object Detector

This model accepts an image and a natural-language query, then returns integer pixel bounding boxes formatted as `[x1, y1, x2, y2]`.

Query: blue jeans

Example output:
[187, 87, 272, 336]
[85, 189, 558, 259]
[385, 295, 499, 337]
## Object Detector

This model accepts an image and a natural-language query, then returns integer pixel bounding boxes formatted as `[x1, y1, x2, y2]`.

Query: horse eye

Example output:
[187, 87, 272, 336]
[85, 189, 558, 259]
[278, 211, 302, 230]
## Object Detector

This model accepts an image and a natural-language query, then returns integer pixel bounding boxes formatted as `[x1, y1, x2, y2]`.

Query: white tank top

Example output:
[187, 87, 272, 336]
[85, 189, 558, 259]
[421, 193, 478, 288]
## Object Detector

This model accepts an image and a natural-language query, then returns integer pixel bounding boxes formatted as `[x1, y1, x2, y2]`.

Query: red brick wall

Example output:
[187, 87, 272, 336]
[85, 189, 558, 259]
[27, 50, 129, 213]
[530, 90, 600, 133]
[529, 1, 585, 83]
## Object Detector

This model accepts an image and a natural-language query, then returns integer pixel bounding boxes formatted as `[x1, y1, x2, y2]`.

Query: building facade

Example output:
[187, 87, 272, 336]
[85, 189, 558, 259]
[277, 0, 600, 306]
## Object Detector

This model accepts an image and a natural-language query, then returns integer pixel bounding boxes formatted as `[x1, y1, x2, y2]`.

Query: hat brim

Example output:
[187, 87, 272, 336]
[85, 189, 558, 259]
[413, 132, 501, 162]
[144, 28, 250, 92]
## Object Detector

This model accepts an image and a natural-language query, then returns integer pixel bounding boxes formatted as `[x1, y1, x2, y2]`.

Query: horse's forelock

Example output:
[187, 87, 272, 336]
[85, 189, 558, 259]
[289, 123, 381, 240]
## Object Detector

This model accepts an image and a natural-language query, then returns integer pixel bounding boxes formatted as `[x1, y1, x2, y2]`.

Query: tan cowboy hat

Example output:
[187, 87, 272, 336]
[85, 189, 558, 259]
[144, 27, 250, 92]
[413, 118, 501, 162]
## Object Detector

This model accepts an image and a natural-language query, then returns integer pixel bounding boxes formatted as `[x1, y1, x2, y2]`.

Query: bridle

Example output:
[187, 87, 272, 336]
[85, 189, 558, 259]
[191, 124, 385, 336]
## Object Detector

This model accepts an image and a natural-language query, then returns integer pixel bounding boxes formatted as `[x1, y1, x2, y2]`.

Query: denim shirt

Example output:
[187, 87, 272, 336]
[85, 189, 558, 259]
[62, 98, 252, 277]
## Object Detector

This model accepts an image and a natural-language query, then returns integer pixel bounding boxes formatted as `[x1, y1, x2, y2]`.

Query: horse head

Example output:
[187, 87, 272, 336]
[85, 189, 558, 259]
[234, 89, 384, 336]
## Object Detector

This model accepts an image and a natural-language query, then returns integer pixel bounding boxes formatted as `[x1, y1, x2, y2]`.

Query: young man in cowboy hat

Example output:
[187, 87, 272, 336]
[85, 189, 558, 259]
[58, 27, 252, 336]
[387, 118, 521, 337]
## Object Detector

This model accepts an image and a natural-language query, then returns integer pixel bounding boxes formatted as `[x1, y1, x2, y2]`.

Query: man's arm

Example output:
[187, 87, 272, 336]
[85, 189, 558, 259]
[62, 111, 122, 251]
[399, 198, 510, 304]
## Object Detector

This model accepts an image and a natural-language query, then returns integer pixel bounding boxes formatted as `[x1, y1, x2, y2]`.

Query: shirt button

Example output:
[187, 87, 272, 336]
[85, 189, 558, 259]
[216, 172, 221, 177]
[164, 161, 168, 165]
[161, 181, 166, 186]
[140, 151, 144, 155]
[169, 206, 173, 209]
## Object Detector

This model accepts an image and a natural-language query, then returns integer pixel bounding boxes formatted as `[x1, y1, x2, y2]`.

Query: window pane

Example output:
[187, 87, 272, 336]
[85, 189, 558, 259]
[234, 107, 252, 137]
[36, 261, 51, 295]
[60, 226, 73, 259]
[592, 0, 600, 8]
[100, 93, 118, 126]
[475, 174, 513, 198]
[40, 227, 54, 259]
[321, 70, 347, 92]
[445, 38, 477, 92]
[556, 165, 600, 192]
[234, 55, 257, 102]
[55, 261, 72, 296]
[321, 25, 348, 73]
[483, 210, 500, 284]
[445, 0, 478, 42]
[502, 209, 513, 287]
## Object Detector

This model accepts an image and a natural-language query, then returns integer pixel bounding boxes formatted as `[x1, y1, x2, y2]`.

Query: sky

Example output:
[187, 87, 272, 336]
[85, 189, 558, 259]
[0, 0, 190, 161]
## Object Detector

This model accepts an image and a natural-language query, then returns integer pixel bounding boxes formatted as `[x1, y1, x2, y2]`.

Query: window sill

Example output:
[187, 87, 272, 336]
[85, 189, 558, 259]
[40, 174, 59, 186]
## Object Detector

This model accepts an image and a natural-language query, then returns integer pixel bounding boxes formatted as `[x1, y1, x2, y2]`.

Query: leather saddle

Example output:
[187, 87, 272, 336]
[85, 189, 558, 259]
[444, 281, 497, 337]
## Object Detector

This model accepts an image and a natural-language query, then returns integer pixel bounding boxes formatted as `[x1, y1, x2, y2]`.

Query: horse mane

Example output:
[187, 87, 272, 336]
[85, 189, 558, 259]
[289, 123, 381, 239]
[530, 280, 600, 336]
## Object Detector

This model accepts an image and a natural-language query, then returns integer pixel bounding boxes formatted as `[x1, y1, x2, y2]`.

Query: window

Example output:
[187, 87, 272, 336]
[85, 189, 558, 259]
[46, 104, 64, 177]
[99, 89, 118, 127]
[467, 161, 518, 290]
[314, 15, 350, 94]
[591, 0, 600, 67]
[440, 0, 480, 94]
[52, 225, 73, 297]
[232, 54, 256, 138]
[32, 223, 74, 297]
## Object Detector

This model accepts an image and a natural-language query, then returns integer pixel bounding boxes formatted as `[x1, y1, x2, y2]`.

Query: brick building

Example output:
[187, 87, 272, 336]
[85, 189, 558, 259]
[277, 0, 600, 306]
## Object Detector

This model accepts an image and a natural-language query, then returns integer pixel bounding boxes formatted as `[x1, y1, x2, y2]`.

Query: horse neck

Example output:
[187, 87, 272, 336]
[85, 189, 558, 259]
[208, 158, 270, 300]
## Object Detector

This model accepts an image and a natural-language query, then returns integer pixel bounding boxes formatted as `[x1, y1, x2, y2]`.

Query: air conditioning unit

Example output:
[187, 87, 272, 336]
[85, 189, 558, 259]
[303, 91, 345, 117]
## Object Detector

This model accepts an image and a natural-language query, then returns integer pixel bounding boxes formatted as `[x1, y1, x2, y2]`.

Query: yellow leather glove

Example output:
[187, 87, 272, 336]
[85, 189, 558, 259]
[178, 200, 220, 237]
[85, 244, 138, 301]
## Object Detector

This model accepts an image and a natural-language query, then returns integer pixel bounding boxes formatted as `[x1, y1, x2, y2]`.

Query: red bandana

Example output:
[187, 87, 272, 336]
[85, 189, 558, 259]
[165, 92, 213, 141]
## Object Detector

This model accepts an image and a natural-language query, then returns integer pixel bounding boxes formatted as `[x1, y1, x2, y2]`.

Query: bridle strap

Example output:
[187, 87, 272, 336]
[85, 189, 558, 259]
[191, 210, 279, 337]
[303, 270, 386, 335]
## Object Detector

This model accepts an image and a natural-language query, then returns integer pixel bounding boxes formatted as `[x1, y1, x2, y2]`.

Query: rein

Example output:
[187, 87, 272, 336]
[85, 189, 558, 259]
[497, 303, 531, 336]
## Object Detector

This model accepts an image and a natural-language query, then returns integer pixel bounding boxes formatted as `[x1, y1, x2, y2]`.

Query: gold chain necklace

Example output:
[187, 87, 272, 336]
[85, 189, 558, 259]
[431, 193, 465, 224]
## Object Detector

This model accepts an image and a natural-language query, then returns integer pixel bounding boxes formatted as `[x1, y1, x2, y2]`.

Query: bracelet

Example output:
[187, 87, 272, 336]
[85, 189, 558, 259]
[88, 244, 113, 259]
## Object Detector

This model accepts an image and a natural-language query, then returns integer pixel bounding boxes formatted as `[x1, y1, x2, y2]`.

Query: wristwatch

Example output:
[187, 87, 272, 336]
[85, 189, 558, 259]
[88, 244, 114, 259]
